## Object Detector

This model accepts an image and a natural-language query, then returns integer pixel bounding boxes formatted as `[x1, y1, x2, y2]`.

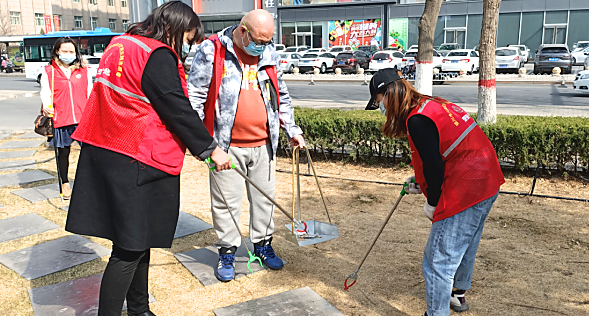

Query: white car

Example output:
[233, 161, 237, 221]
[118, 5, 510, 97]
[495, 47, 524, 73]
[279, 53, 301, 73]
[328, 45, 353, 56]
[442, 49, 480, 74]
[306, 48, 327, 54]
[369, 51, 404, 72]
[84, 56, 101, 81]
[401, 49, 444, 70]
[571, 47, 589, 66]
[573, 70, 589, 93]
[284, 46, 309, 53]
[408, 45, 419, 50]
[298, 52, 336, 73]
[275, 44, 285, 52]
[509, 45, 530, 63]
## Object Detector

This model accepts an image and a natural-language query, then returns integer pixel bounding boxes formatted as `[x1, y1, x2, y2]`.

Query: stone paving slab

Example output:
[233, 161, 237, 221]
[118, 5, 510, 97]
[174, 238, 286, 287]
[0, 170, 54, 188]
[0, 159, 36, 171]
[0, 140, 43, 149]
[0, 213, 60, 243]
[17, 132, 44, 139]
[0, 235, 110, 280]
[11, 182, 72, 203]
[0, 150, 36, 159]
[29, 273, 155, 316]
[0, 133, 11, 140]
[61, 206, 69, 212]
[213, 286, 344, 316]
[174, 211, 213, 239]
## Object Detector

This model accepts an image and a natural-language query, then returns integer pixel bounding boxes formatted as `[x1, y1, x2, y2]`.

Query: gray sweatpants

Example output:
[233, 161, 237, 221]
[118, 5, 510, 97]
[210, 143, 276, 248]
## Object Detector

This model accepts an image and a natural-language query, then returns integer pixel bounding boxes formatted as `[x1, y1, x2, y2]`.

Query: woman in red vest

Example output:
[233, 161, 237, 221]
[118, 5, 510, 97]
[65, 2, 231, 315]
[366, 68, 504, 316]
[40, 37, 91, 199]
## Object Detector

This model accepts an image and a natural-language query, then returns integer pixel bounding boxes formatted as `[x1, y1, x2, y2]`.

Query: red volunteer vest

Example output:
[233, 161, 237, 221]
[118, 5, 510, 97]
[203, 34, 281, 136]
[406, 99, 505, 222]
[72, 35, 188, 175]
[45, 62, 89, 128]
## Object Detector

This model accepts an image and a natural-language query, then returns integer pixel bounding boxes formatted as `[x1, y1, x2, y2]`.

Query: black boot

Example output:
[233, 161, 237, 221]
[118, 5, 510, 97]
[129, 311, 156, 316]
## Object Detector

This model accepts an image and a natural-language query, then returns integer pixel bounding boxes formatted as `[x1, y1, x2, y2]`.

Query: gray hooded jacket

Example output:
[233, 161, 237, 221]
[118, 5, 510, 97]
[187, 25, 302, 157]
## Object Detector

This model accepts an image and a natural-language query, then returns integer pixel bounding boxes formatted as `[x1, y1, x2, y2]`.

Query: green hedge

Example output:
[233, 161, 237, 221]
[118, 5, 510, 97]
[279, 107, 589, 171]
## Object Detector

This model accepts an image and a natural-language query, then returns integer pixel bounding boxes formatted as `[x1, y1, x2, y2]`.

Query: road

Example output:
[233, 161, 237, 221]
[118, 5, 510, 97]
[1, 77, 589, 131]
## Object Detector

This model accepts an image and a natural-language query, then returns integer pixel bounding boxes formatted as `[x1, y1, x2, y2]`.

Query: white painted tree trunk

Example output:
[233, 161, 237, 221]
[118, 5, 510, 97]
[478, 84, 496, 122]
[415, 62, 433, 96]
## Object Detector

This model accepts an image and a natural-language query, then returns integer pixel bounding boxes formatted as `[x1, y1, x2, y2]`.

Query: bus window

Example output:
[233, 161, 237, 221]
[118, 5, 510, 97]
[25, 46, 40, 60]
[40, 45, 52, 61]
[79, 38, 90, 55]
[91, 36, 115, 56]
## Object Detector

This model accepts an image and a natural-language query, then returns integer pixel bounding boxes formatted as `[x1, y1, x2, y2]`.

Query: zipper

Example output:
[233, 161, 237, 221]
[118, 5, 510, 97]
[68, 77, 77, 123]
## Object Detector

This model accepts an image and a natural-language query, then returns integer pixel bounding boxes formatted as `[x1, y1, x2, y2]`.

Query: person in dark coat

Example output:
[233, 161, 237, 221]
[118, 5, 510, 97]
[65, 2, 232, 315]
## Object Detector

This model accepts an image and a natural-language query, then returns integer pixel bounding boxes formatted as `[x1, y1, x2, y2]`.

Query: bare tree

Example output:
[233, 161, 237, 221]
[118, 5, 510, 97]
[416, 0, 443, 95]
[477, 0, 502, 124]
[0, 7, 13, 36]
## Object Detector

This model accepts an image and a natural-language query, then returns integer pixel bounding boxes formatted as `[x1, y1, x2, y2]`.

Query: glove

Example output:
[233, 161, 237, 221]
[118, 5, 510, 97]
[423, 203, 436, 221]
[405, 176, 422, 194]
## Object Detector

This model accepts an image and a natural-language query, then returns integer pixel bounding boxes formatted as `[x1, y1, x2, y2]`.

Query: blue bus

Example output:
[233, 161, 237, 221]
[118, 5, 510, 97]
[23, 27, 121, 81]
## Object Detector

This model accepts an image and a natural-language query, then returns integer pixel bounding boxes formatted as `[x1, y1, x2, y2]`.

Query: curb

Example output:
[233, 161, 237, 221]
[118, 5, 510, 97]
[0, 91, 40, 101]
[283, 76, 575, 85]
[0, 73, 26, 78]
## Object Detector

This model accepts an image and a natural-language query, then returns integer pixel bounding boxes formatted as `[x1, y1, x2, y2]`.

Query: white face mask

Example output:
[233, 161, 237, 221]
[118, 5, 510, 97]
[379, 101, 386, 116]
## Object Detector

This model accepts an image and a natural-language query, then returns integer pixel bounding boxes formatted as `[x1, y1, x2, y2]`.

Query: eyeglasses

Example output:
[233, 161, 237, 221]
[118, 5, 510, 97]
[242, 22, 273, 47]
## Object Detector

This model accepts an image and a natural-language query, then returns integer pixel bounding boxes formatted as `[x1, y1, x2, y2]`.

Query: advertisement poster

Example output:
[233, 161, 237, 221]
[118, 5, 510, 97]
[328, 19, 382, 49]
[8, 46, 24, 67]
[44, 15, 53, 34]
[53, 15, 61, 32]
[388, 18, 408, 50]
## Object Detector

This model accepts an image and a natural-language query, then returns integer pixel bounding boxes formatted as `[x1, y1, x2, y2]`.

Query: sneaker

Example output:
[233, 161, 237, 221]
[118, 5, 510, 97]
[214, 247, 236, 282]
[254, 238, 284, 270]
[450, 289, 470, 312]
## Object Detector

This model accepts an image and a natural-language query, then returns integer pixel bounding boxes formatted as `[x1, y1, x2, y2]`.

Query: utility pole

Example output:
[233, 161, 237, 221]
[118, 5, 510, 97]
[89, 1, 94, 30]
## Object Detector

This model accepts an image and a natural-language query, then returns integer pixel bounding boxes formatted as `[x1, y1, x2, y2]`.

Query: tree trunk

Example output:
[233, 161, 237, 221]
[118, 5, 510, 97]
[477, 0, 502, 124]
[416, 0, 444, 96]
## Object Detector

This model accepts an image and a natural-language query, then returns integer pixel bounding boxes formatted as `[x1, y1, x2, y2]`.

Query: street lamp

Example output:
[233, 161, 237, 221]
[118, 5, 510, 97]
[89, 1, 96, 31]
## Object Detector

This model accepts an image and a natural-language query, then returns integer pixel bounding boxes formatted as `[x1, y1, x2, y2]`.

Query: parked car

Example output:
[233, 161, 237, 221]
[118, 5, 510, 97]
[534, 44, 572, 74]
[437, 43, 462, 56]
[573, 70, 589, 93]
[275, 44, 286, 52]
[572, 41, 589, 52]
[333, 50, 371, 73]
[441, 49, 480, 74]
[357, 45, 380, 57]
[509, 44, 530, 63]
[571, 47, 589, 65]
[408, 45, 419, 50]
[585, 52, 589, 69]
[279, 53, 301, 73]
[284, 46, 309, 53]
[298, 52, 336, 73]
[306, 48, 327, 54]
[328, 45, 353, 56]
[369, 51, 404, 73]
[84, 56, 101, 81]
[401, 49, 444, 70]
[495, 47, 524, 73]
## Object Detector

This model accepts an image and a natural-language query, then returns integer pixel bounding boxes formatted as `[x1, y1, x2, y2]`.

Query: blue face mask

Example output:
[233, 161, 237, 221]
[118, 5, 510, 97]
[241, 30, 266, 56]
[59, 53, 76, 65]
[379, 101, 386, 116]
[182, 42, 191, 58]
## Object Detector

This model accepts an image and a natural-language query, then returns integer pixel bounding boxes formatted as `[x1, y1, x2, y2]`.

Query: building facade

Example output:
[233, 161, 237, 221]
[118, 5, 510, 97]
[276, 0, 589, 57]
[0, 0, 130, 36]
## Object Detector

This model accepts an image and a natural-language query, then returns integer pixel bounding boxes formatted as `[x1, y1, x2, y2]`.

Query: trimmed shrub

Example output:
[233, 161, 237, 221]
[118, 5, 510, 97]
[280, 108, 589, 172]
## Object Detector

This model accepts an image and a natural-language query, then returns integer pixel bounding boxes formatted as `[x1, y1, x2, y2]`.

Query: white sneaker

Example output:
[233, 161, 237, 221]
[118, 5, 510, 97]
[450, 290, 469, 312]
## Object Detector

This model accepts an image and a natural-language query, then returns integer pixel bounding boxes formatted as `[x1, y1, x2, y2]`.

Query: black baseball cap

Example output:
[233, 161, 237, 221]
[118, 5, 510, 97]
[365, 67, 402, 110]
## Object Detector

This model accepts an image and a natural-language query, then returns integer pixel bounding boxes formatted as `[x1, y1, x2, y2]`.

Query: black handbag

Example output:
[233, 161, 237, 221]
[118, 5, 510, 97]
[34, 66, 54, 137]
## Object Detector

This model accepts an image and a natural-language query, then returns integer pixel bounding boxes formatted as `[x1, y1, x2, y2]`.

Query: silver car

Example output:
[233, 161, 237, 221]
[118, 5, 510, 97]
[534, 44, 573, 74]
[279, 53, 301, 73]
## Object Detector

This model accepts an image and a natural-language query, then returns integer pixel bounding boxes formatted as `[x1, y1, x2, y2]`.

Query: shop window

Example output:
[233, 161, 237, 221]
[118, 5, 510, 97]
[281, 23, 296, 47]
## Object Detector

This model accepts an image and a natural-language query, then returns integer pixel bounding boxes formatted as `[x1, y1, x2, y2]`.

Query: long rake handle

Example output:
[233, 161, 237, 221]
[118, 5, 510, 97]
[354, 193, 404, 272]
[302, 147, 332, 224]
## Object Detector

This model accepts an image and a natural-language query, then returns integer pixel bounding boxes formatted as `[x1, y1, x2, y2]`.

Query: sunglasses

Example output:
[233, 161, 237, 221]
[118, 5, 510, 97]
[242, 22, 273, 47]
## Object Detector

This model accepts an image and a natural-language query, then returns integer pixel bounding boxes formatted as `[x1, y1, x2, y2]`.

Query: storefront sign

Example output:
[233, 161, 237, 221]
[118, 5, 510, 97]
[44, 15, 53, 34]
[388, 18, 408, 50]
[262, 0, 278, 42]
[328, 19, 382, 49]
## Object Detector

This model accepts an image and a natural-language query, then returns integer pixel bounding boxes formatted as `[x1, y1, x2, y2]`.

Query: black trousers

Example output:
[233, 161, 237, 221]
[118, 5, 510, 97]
[98, 244, 151, 316]
[57, 146, 70, 183]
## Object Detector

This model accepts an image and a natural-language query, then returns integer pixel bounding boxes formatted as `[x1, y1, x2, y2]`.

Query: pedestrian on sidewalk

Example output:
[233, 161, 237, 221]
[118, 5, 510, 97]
[40, 37, 92, 199]
[365, 68, 505, 316]
[65, 2, 231, 316]
[188, 9, 305, 282]
[0, 57, 7, 72]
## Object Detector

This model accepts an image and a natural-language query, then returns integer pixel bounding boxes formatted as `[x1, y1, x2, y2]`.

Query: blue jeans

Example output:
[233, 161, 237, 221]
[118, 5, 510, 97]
[423, 191, 499, 316]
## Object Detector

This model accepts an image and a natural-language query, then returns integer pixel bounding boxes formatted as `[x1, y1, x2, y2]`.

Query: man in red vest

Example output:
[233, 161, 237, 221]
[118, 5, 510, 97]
[187, 10, 305, 282]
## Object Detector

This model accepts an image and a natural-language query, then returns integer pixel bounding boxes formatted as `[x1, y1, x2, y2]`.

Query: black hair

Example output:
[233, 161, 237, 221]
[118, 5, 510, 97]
[127, 1, 203, 62]
[50, 37, 83, 69]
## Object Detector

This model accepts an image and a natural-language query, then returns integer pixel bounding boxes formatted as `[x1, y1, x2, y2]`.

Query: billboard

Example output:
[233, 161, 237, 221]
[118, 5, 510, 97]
[328, 19, 382, 49]
[388, 18, 408, 50]
[8, 46, 24, 67]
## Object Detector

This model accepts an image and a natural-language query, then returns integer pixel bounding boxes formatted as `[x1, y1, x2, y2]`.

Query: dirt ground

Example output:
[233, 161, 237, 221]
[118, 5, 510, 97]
[1, 134, 588, 316]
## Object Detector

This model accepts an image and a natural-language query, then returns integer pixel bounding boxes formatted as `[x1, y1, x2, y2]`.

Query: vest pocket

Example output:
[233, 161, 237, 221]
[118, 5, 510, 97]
[151, 124, 185, 168]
